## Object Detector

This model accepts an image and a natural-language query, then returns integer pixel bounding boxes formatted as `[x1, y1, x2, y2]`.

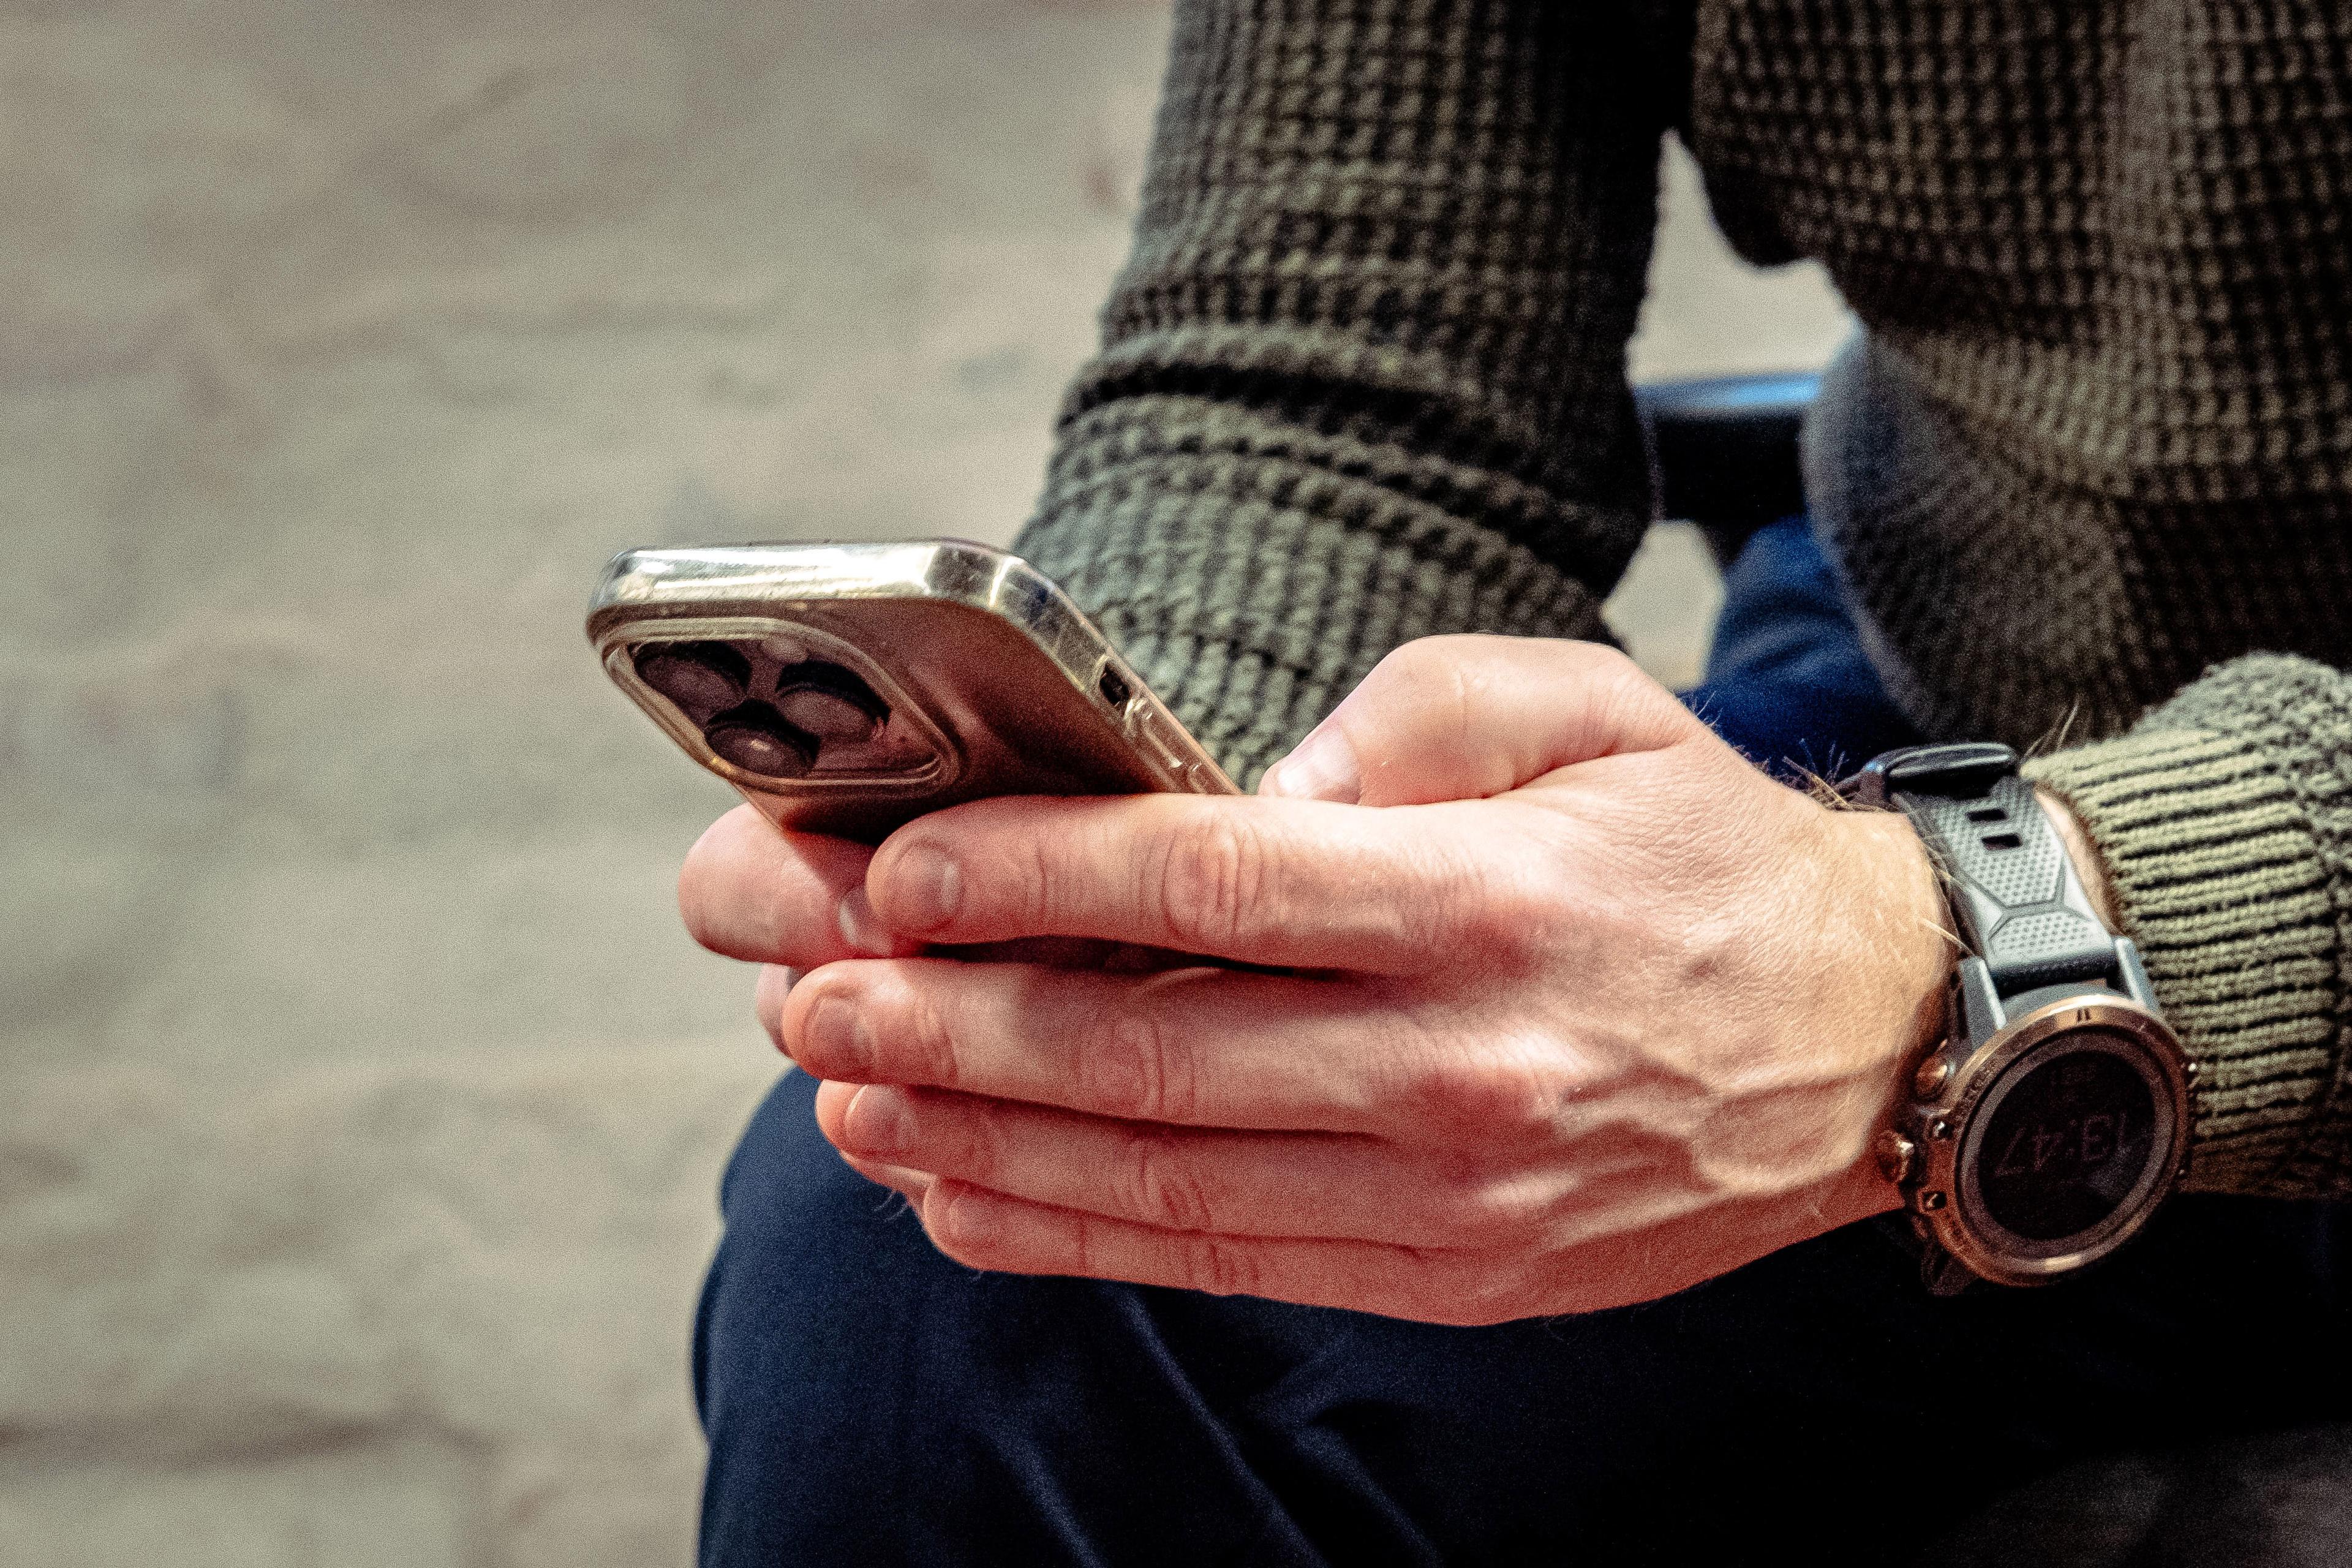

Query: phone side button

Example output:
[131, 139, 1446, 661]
[1132, 711, 1182, 766]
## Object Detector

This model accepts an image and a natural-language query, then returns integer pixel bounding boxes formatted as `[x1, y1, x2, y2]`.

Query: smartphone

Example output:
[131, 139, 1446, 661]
[587, 539, 1238, 842]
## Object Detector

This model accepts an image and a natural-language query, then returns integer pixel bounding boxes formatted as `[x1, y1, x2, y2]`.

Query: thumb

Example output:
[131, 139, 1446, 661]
[1259, 635, 1702, 807]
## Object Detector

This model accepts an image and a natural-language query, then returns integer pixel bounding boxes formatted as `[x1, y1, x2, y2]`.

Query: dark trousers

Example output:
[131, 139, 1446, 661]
[694, 520, 2352, 1565]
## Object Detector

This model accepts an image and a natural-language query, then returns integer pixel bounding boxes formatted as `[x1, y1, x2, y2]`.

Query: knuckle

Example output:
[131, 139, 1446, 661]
[1361, 636, 1483, 744]
[1551, 639, 1643, 702]
[1580, 644, 1686, 739]
[1150, 812, 1272, 951]
[1121, 1128, 1217, 1232]
[1373, 635, 1457, 688]
[1394, 1047, 1566, 1150]
[1389, 1052, 1477, 1130]
[1505, 888, 1576, 965]
[1006, 829, 1061, 935]
[1580, 641, 1643, 685]
[1436, 859, 1555, 963]
[1062, 1208, 1104, 1279]
[1180, 1232, 1259, 1298]
[1383, 635, 1445, 670]
[921, 1094, 997, 1181]
[1467, 1054, 1570, 1142]
[1444, 1256, 1539, 1327]
[899, 992, 963, 1090]
[1081, 1005, 1197, 1124]
[1434, 1167, 1544, 1248]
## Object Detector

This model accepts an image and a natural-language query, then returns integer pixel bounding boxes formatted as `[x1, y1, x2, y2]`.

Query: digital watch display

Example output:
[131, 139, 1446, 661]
[1842, 744, 2193, 1292]
[1970, 1038, 2157, 1243]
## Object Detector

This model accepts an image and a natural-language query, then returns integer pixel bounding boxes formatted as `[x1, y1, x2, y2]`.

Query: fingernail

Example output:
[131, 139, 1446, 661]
[802, 996, 872, 1076]
[944, 1186, 1003, 1247]
[843, 1084, 913, 1156]
[1264, 725, 1361, 804]
[888, 842, 963, 933]
[836, 886, 894, 956]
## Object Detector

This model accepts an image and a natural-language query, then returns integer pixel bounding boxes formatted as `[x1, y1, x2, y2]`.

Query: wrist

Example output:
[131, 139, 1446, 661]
[1823, 806, 1957, 1216]
[1825, 747, 2184, 1288]
[1852, 807, 1957, 1058]
[2035, 787, 2120, 927]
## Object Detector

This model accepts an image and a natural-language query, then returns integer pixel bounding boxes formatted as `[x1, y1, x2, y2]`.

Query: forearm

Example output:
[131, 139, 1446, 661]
[2026, 654, 2352, 1199]
[1016, 0, 1676, 783]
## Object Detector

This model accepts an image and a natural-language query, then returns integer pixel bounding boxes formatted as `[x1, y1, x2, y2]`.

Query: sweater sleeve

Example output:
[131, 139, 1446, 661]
[2025, 655, 2352, 1201]
[1011, 0, 1673, 784]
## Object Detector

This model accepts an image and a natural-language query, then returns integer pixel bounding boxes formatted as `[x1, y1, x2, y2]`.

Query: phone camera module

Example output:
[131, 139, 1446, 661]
[634, 641, 750, 720]
[773, 661, 890, 745]
[704, 701, 819, 778]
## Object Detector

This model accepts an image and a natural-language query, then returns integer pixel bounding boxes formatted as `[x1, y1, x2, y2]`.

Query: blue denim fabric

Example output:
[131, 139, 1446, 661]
[1679, 515, 1923, 780]
[693, 522, 2351, 1566]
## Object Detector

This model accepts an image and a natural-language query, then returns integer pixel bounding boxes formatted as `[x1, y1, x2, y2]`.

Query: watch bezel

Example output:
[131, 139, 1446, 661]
[1914, 994, 2189, 1287]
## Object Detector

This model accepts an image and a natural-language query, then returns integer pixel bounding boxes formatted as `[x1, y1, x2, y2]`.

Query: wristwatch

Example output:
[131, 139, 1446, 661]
[1841, 743, 2193, 1294]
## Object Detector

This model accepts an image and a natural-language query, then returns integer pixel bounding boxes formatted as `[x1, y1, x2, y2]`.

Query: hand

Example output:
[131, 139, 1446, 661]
[676, 780, 949, 1190]
[692, 636, 1953, 1322]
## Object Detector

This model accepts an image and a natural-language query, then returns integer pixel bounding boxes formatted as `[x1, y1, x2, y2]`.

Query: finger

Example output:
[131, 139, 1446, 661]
[864, 791, 1512, 970]
[839, 1151, 938, 1204]
[782, 959, 1403, 1131]
[821, 1083, 1515, 1247]
[753, 965, 799, 1052]
[916, 1180, 1507, 1325]
[679, 804, 916, 965]
[1261, 636, 1704, 807]
[930, 936, 1193, 972]
[757, 947, 1193, 1064]
[814, 1080, 938, 1204]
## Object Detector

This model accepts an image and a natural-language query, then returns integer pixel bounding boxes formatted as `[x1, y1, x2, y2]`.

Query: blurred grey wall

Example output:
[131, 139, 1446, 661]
[0, 2, 1845, 1562]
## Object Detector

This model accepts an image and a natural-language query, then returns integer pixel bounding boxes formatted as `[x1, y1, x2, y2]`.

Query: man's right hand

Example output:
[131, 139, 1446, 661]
[674, 636, 1950, 1323]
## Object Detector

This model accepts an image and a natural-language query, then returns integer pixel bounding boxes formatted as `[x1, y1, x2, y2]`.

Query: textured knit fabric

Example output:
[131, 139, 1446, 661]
[1009, 1, 2352, 1200]
[2030, 658, 2352, 1199]
[1016, 2, 1675, 772]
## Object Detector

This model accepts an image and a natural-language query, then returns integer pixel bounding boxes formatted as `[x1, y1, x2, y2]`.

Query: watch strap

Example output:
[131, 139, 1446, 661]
[1845, 744, 2184, 1294]
[1844, 743, 2119, 995]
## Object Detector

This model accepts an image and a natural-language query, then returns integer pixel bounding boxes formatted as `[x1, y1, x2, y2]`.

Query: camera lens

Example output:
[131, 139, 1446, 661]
[634, 642, 750, 719]
[774, 661, 889, 744]
[704, 701, 818, 778]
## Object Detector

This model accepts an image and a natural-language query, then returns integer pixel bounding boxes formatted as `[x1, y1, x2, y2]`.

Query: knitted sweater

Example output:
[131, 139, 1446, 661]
[1009, 1, 2352, 1200]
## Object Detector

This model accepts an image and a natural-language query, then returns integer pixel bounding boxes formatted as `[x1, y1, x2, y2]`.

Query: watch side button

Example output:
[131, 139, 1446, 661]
[1875, 1129, 1918, 1185]
[1914, 1053, 1953, 1098]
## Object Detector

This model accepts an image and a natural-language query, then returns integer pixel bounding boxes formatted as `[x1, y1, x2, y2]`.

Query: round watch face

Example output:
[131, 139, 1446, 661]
[1974, 1042, 2158, 1242]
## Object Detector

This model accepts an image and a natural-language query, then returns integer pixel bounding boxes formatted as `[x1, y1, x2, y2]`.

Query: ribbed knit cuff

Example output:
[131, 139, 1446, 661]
[1014, 400, 1616, 787]
[2026, 655, 2352, 1198]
